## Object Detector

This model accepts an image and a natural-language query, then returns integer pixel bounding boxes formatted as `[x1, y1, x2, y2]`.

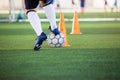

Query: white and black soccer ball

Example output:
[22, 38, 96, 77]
[47, 32, 65, 48]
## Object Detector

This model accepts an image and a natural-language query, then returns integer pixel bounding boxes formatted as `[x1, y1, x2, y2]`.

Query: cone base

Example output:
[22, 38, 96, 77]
[70, 32, 82, 34]
[64, 45, 70, 47]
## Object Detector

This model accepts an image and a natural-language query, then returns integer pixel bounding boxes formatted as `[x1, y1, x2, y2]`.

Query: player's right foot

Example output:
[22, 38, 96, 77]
[49, 26, 60, 35]
[34, 32, 47, 51]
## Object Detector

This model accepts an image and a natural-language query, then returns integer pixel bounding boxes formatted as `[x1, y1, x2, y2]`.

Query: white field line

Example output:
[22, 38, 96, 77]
[0, 18, 120, 22]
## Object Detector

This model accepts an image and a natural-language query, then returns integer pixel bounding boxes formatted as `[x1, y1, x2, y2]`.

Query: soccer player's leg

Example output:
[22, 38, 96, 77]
[40, 0, 60, 35]
[34, 32, 47, 51]
[25, 0, 47, 50]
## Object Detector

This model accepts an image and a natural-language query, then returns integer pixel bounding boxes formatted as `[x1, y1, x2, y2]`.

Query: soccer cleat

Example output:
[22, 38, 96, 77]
[34, 32, 47, 51]
[49, 26, 60, 35]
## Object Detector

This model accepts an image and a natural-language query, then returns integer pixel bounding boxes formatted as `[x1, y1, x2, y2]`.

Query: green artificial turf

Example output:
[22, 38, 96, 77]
[0, 21, 120, 80]
[0, 12, 120, 19]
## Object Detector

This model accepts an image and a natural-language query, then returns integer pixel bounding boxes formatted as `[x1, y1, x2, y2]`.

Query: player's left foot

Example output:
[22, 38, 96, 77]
[34, 32, 47, 51]
[49, 26, 60, 35]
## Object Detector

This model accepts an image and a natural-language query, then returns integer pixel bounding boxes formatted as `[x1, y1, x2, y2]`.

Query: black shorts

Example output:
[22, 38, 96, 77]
[25, 0, 52, 9]
[24, 0, 40, 9]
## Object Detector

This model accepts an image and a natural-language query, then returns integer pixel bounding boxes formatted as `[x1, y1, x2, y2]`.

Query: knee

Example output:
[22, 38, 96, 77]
[26, 9, 36, 15]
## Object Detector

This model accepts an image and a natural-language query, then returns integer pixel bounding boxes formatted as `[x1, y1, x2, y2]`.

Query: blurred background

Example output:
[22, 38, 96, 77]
[0, 0, 120, 21]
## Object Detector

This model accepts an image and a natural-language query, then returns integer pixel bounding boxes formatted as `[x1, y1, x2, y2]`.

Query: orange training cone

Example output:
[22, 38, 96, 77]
[71, 11, 82, 34]
[59, 12, 70, 47]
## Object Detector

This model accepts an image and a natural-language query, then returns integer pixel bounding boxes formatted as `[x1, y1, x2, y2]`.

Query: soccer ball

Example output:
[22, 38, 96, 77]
[47, 32, 65, 48]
